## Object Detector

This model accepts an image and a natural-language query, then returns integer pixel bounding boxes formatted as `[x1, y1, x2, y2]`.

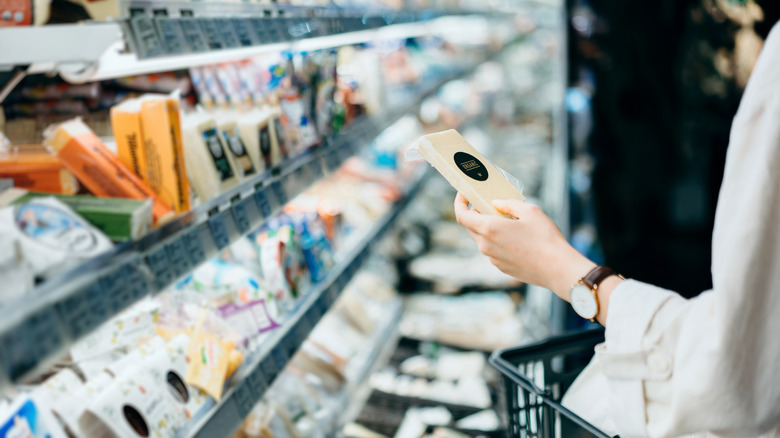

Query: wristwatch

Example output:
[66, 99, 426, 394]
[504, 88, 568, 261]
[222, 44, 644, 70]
[570, 266, 624, 323]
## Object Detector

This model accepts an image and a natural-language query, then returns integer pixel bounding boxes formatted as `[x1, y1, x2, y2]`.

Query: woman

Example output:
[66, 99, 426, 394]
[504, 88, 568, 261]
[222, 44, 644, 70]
[453, 22, 780, 438]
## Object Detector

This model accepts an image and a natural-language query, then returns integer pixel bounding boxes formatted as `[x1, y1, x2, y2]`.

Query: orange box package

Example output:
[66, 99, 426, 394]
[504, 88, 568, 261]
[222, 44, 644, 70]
[43, 118, 174, 224]
[0, 147, 79, 194]
[140, 96, 190, 214]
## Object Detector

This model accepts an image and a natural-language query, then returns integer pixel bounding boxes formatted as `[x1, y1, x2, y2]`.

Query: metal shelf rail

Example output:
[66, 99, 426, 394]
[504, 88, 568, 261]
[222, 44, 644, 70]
[0, 57, 491, 389]
[0, 5, 481, 84]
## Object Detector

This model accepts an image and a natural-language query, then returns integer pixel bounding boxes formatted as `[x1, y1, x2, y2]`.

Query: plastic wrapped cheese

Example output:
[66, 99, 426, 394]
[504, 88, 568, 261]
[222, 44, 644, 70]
[406, 129, 524, 216]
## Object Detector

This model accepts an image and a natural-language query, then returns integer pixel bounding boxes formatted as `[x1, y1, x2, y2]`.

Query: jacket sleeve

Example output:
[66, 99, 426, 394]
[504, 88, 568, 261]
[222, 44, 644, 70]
[593, 24, 780, 438]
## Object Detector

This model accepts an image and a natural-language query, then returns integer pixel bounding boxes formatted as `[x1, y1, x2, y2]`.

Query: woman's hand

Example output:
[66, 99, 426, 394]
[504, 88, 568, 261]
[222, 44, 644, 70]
[453, 193, 595, 301]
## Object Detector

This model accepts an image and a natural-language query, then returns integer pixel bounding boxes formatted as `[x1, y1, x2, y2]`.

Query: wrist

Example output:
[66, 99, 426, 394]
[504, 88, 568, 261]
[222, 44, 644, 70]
[549, 249, 597, 302]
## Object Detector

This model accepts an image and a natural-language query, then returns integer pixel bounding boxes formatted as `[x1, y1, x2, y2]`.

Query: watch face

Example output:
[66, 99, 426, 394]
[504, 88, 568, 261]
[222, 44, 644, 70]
[570, 284, 598, 319]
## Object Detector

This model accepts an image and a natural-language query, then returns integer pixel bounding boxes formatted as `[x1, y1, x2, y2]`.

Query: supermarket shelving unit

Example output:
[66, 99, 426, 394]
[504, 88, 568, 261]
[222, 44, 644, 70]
[0, 4, 471, 86]
[0, 7, 520, 437]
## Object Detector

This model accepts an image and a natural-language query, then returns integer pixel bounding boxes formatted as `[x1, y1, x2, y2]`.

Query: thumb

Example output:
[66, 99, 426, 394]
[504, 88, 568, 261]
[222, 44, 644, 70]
[492, 199, 526, 218]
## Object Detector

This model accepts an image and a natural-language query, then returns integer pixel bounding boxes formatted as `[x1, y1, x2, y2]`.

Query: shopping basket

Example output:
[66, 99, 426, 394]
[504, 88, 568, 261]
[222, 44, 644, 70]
[489, 329, 616, 438]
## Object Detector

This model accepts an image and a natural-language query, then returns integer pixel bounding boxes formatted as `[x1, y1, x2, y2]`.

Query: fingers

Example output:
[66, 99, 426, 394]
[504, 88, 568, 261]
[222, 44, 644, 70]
[453, 193, 484, 232]
[492, 198, 530, 219]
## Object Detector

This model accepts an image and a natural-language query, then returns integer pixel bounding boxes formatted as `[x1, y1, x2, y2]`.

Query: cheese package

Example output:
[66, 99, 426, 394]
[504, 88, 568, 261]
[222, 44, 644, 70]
[182, 113, 241, 202]
[110, 98, 147, 181]
[3, 189, 153, 241]
[0, 147, 79, 194]
[238, 108, 282, 172]
[42, 118, 174, 224]
[268, 104, 290, 161]
[407, 129, 525, 216]
[0, 197, 113, 290]
[140, 96, 190, 214]
[216, 114, 258, 179]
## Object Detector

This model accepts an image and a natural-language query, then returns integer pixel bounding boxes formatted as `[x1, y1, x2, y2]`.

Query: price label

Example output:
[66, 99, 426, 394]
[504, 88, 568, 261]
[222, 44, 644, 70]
[230, 18, 256, 46]
[166, 238, 190, 279]
[198, 19, 224, 50]
[254, 189, 273, 219]
[183, 228, 205, 267]
[268, 20, 287, 42]
[57, 285, 98, 339]
[260, 354, 278, 384]
[249, 18, 270, 43]
[216, 19, 241, 48]
[232, 197, 251, 235]
[0, 323, 30, 380]
[271, 346, 288, 373]
[125, 262, 149, 303]
[129, 16, 164, 58]
[232, 382, 255, 418]
[326, 281, 341, 305]
[179, 18, 208, 52]
[28, 308, 62, 366]
[270, 181, 287, 206]
[146, 246, 173, 291]
[102, 267, 131, 313]
[244, 366, 268, 400]
[208, 212, 230, 250]
[155, 17, 186, 54]
[280, 328, 299, 359]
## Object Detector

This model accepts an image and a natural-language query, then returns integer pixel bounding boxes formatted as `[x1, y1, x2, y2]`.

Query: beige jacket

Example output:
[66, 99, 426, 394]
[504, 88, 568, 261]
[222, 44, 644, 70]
[563, 22, 780, 438]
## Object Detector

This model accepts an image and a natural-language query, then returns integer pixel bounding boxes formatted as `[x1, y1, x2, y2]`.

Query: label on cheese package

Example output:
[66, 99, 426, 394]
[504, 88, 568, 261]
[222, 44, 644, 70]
[182, 113, 240, 203]
[221, 123, 256, 177]
[407, 129, 525, 216]
[111, 99, 147, 180]
[43, 118, 174, 224]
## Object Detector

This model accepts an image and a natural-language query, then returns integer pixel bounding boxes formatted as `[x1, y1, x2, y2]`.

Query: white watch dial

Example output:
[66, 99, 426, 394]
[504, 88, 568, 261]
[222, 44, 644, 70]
[570, 284, 598, 319]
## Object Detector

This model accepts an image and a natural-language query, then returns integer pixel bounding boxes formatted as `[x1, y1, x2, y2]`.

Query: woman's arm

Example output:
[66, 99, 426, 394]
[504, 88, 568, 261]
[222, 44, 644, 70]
[453, 193, 621, 325]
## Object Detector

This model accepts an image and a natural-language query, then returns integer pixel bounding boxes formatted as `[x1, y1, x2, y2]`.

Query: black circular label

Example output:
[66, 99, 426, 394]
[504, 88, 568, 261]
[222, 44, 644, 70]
[453, 152, 489, 181]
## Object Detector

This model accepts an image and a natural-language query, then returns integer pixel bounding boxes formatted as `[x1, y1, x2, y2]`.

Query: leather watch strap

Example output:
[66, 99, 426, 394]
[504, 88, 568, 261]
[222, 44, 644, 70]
[582, 266, 618, 289]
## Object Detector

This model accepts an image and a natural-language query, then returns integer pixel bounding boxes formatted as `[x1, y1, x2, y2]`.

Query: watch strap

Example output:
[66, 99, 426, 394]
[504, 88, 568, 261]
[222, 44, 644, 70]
[582, 266, 618, 290]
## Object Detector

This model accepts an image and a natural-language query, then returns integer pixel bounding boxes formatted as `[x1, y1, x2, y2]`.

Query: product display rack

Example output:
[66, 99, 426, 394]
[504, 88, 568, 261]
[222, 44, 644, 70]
[178, 168, 430, 438]
[0, 5, 478, 85]
[0, 37, 514, 392]
[333, 299, 403, 430]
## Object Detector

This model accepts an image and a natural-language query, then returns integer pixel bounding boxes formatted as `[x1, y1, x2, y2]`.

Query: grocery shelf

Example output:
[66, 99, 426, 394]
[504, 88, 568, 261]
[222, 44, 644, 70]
[0, 6, 469, 84]
[177, 168, 431, 438]
[0, 58, 486, 389]
[335, 303, 403, 431]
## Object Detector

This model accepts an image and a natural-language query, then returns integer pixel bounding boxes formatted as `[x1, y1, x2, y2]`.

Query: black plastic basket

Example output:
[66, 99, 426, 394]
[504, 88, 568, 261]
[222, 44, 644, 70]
[489, 330, 617, 438]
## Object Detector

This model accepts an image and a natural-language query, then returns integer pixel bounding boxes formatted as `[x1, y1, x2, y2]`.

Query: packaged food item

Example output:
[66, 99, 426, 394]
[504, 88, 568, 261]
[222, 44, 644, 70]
[0, 396, 66, 438]
[185, 330, 230, 401]
[217, 114, 257, 179]
[406, 129, 525, 216]
[0, 197, 113, 286]
[62, 0, 118, 20]
[111, 97, 147, 180]
[0, 146, 79, 194]
[79, 368, 187, 438]
[238, 108, 281, 172]
[4, 189, 153, 241]
[267, 105, 290, 160]
[182, 113, 241, 202]
[139, 95, 190, 214]
[0, 0, 50, 26]
[42, 118, 174, 224]
[0, 235, 32, 302]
